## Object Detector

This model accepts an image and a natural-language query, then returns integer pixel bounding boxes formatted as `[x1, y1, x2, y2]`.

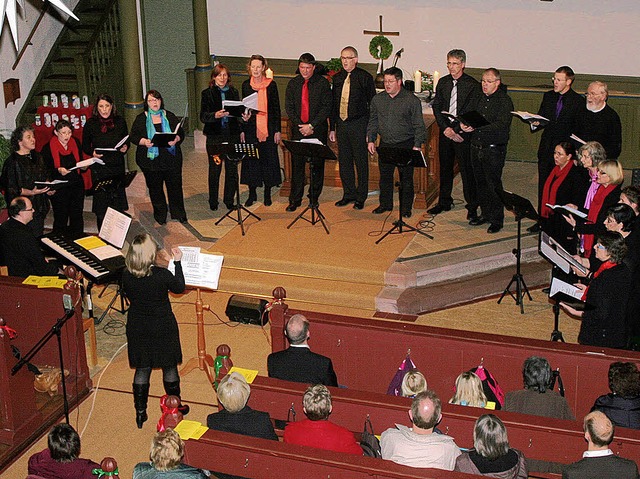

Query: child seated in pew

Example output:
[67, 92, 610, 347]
[28, 423, 100, 479]
[283, 384, 363, 455]
[449, 371, 495, 409]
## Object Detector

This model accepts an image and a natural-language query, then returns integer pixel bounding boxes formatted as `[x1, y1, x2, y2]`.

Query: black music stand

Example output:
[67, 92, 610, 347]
[92, 170, 137, 194]
[283, 140, 336, 235]
[375, 146, 433, 244]
[214, 143, 261, 235]
[496, 188, 539, 313]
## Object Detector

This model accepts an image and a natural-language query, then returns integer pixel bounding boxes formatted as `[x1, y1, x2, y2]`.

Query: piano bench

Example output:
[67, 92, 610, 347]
[83, 316, 98, 368]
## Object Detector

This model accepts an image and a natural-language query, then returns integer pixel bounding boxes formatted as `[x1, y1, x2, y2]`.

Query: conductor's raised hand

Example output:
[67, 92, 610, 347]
[172, 247, 183, 262]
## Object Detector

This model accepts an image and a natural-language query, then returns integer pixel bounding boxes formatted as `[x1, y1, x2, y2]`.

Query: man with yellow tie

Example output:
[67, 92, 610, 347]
[329, 46, 376, 210]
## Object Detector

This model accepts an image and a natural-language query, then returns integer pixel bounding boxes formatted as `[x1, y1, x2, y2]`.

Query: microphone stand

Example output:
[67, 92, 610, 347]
[12, 308, 76, 424]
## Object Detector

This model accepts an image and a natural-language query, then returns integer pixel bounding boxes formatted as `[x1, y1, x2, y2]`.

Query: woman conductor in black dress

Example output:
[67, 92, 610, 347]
[123, 234, 188, 428]
[82, 93, 130, 230]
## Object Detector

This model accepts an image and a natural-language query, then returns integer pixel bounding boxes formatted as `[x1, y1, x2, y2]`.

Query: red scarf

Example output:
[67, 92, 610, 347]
[581, 260, 617, 300]
[583, 184, 616, 257]
[541, 161, 574, 218]
[250, 76, 272, 142]
[49, 136, 80, 169]
[99, 116, 115, 133]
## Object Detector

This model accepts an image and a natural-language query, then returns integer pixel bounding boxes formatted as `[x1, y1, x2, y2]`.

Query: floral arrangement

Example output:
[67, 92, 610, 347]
[421, 71, 434, 94]
[325, 57, 343, 82]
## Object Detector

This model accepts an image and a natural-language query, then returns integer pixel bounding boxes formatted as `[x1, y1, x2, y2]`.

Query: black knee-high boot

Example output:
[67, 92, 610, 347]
[133, 383, 149, 428]
[264, 187, 272, 206]
[163, 380, 190, 416]
[245, 187, 257, 207]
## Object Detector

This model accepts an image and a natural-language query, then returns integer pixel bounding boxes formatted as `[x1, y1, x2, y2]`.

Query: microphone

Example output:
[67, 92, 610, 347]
[63, 294, 74, 314]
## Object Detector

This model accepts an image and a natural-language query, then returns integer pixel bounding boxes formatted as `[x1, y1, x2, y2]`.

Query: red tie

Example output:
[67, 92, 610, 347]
[301, 79, 309, 123]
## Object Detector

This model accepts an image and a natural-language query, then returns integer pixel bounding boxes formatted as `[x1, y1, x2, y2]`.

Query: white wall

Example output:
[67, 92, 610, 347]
[206, 0, 638, 79]
[0, 0, 81, 136]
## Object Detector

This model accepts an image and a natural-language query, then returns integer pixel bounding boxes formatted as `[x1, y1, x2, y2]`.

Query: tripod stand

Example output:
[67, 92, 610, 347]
[283, 140, 336, 235]
[550, 299, 565, 342]
[214, 145, 261, 235]
[496, 188, 538, 314]
[375, 146, 433, 244]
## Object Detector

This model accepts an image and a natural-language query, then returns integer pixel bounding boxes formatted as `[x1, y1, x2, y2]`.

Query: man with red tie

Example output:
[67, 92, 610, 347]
[284, 53, 332, 212]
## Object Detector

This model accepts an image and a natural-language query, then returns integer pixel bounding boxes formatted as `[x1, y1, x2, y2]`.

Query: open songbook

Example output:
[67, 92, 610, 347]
[511, 111, 549, 131]
[95, 135, 129, 152]
[545, 203, 587, 221]
[222, 93, 259, 117]
[440, 110, 490, 129]
[34, 179, 68, 190]
[549, 276, 593, 311]
[570, 134, 586, 145]
[152, 119, 185, 148]
[68, 157, 105, 171]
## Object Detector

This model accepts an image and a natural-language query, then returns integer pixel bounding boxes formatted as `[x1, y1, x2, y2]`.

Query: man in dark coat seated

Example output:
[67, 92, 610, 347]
[563, 411, 639, 479]
[0, 196, 59, 277]
[267, 313, 338, 386]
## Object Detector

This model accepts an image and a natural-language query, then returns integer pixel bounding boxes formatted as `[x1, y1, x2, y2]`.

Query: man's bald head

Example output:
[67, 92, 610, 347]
[410, 390, 442, 433]
[285, 314, 310, 345]
[584, 411, 614, 448]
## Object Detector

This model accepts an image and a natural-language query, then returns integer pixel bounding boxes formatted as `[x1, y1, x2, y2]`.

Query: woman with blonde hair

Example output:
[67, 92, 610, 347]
[401, 370, 427, 398]
[133, 428, 207, 478]
[123, 234, 186, 428]
[450, 371, 489, 408]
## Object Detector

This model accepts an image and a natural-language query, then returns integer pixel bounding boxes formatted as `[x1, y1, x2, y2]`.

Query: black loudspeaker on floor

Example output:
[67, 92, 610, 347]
[225, 295, 268, 326]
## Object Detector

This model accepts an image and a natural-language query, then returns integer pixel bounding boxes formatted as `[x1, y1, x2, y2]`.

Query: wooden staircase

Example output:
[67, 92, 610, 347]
[17, 0, 124, 125]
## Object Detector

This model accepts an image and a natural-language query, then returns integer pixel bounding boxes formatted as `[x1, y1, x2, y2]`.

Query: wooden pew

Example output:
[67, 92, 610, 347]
[184, 428, 480, 479]
[247, 376, 640, 470]
[0, 276, 91, 472]
[267, 288, 640, 422]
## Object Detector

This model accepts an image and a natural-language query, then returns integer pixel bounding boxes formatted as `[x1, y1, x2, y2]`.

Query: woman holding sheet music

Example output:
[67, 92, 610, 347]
[561, 231, 631, 349]
[41, 119, 85, 235]
[200, 64, 241, 211]
[240, 54, 282, 207]
[1, 126, 52, 236]
[82, 93, 130, 230]
[130, 90, 187, 225]
[539, 142, 589, 254]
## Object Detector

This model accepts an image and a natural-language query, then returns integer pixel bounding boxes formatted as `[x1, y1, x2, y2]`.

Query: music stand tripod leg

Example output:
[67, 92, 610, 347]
[550, 300, 565, 342]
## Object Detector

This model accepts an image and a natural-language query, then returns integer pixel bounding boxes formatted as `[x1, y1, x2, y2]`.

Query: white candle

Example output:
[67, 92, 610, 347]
[414, 70, 422, 93]
[265, 68, 273, 79]
[433, 70, 440, 92]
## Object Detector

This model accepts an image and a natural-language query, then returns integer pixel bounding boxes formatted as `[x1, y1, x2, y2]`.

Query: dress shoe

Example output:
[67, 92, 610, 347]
[487, 224, 502, 234]
[245, 198, 255, 207]
[179, 218, 189, 224]
[372, 206, 392, 214]
[335, 198, 355, 207]
[427, 203, 453, 215]
[527, 223, 541, 233]
[264, 198, 272, 207]
[286, 203, 300, 212]
[469, 217, 487, 226]
[402, 211, 412, 218]
[225, 203, 235, 210]
[467, 209, 479, 220]
[209, 204, 218, 211]
[353, 201, 364, 210]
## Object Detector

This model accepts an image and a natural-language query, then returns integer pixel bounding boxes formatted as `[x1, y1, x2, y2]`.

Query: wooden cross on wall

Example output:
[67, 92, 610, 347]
[363, 15, 400, 37]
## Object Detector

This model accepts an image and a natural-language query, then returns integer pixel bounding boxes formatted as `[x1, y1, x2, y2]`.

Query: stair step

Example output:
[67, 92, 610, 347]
[40, 76, 80, 92]
[48, 58, 76, 76]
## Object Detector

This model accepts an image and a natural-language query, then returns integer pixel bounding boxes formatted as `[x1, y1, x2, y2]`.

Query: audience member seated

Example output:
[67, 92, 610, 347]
[592, 362, 640, 430]
[27, 423, 99, 479]
[133, 428, 208, 479]
[207, 371, 278, 440]
[401, 370, 428, 398]
[454, 414, 528, 478]
[504, 356, 574, 420]
[539, 141, 589, 254]
[561, 231, 632, 349]
[267, 313, 338, 386]
[283, 384, 362, 455]
[562, 411, 639, 479]
[449, 371, 493, 409]
[381, 390, 461, 470]
[0, 196, 59, 277]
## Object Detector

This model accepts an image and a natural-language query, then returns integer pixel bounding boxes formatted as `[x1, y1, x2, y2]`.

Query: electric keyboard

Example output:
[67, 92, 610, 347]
[41, 233, 125, 283]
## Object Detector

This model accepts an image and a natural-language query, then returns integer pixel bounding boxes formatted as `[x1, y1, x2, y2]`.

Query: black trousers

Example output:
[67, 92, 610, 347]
[471, 144, 506, 227]
[50, 183, 85, 235]
[206, 141, 237, 209]
[378, 139, 414, 213]
[335, 116, 369, 203]
[142, 168, 187, 223]
[289, 155, 325, 205]
[438, 135, 478, 214]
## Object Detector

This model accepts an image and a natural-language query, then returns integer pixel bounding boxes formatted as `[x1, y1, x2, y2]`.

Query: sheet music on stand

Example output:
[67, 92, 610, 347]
[100, 207, 132, 249]
[539, 231, 588, 275]
[234, 143, 259, 159]
[168, 246, 224, 290]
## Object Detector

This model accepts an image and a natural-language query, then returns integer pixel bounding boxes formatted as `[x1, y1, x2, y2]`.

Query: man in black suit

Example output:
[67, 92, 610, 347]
[329, 46, 376, 210]
[284, 53, 332, 212]
[562, 411, 638, 479]
[267, 313, 338, 386]
[429, 49, 481, 220]
[0, 196, 59, 278]
[531, 66, 583, 232]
